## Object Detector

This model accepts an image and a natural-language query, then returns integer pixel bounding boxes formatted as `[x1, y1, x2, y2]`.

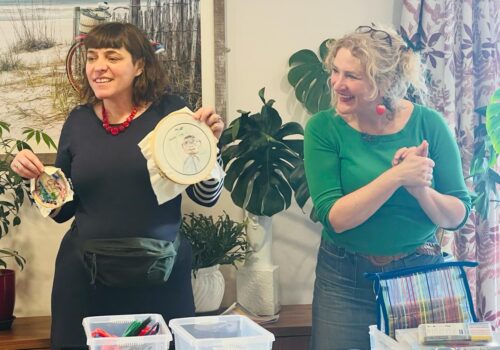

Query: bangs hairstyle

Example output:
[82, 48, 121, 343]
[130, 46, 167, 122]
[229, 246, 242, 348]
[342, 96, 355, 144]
[81, 22, 166, 106]
[324, 25, 427, 111]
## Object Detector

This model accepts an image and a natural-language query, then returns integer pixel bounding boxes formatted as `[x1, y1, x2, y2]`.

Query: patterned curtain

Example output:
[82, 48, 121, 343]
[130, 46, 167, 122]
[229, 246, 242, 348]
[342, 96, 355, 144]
[400, 0, 500, 328]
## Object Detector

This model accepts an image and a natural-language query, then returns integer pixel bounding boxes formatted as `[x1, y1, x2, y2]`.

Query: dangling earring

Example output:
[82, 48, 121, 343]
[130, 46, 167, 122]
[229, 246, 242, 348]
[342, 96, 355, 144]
[375, 104, 386, 116]
[376, 97, 391, 116]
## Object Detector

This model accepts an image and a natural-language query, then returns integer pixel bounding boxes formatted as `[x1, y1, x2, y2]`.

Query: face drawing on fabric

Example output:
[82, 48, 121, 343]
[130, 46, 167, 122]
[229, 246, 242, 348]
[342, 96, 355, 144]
[161, 123, 211, 177]
[181, 134, 202, 174]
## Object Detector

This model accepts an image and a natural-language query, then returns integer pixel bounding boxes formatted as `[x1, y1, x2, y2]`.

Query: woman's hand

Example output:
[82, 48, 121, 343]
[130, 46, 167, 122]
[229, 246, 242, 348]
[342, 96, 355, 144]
[193, 107, 225, 140]
[10, 149, 44, 179]
[392, 140, 434, 196]
[397, 155, 434, 186]
[392, 141, 467, 229]
[392, 140, 428, 166]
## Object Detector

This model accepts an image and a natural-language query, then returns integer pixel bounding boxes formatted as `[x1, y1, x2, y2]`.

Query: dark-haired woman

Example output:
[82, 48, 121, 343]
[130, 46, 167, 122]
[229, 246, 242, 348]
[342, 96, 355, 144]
[11, 22, 225, 349]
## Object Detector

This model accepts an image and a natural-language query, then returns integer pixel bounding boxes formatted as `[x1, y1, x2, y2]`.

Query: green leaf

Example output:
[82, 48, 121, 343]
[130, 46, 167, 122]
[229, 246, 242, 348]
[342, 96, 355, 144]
[319, 39, 333, 60]
[305, 73, 329, 113]
[486, 88, 500, 154]
[275, 122, 304, 139]
[260, 103, 282, 135]
[230, 162, 259, 209]
[223, 157, 249, 191]
[0, 121, 10, 138]
[288, 64, 313, 86]
[16, 140, 32, 152]
[42, 133, 57, 149]
[219, 90, 309, 217]
[24, 130, 35, 141]
[289, 49, 321, 66]
[288, 41, 332, 114]
[13, 216, 21, 226]
[258, 87, 266, 104]
[290, 164, 308, 206]
[180, 212, 249, 271]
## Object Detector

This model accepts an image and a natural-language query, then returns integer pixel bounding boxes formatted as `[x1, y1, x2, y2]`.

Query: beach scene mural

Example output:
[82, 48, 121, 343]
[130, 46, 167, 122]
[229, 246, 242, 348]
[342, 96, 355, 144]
[0, 0, 127, 153]
[0, 0, 201, 156]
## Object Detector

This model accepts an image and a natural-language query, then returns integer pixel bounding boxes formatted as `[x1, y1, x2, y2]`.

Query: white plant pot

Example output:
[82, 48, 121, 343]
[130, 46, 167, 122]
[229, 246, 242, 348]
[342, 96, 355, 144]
[236, 214, 280, 316]
[191, 264, 225, 313]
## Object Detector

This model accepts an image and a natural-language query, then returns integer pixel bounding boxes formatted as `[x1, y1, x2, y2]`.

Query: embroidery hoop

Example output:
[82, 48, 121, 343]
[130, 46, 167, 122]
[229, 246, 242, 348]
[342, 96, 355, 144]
[152, 109, 217, 185]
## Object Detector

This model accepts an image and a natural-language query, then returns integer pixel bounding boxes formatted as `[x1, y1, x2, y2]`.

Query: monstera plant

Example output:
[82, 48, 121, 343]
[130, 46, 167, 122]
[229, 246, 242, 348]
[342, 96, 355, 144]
[219, 88, 306, 217]
[470, 89, 500, 219]
[286, 40, 334, 220]
[288, 39, 332, 115]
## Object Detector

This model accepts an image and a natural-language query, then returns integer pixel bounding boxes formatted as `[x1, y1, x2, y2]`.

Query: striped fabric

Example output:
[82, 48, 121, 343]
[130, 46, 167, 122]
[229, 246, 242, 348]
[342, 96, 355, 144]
[186, 153, 224, 207]
[366, 261, 478, 338]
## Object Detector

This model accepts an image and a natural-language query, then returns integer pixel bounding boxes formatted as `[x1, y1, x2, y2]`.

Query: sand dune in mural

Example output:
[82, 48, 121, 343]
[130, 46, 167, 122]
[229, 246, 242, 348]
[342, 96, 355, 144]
[0, 12, 76, 152]
[0, 44, 73, 151]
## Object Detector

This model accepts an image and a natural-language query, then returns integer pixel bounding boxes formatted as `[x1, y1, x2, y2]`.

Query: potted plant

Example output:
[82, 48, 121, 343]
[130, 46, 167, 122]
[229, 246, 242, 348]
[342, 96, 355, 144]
[219, 88, 306, 217]
[0, 120, 56, 329]
[180, 212, 249, 313]
[218, 88, 307, 315]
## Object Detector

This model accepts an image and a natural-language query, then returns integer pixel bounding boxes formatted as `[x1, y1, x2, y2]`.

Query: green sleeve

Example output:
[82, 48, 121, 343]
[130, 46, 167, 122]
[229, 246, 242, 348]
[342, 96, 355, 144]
[304, 112, 341, 232]
[426, 109, 471, 229]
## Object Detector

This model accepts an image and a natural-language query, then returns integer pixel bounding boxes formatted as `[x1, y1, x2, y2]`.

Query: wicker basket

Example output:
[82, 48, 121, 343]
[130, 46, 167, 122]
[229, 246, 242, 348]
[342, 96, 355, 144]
[79, 8, 111, 34]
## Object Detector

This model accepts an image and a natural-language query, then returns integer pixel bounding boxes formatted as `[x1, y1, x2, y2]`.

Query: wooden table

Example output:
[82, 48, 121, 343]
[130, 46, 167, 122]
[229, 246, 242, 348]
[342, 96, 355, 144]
[0, 316, 51, 350]
[264, 304, 312, 350]
[0, 304, 311, 350]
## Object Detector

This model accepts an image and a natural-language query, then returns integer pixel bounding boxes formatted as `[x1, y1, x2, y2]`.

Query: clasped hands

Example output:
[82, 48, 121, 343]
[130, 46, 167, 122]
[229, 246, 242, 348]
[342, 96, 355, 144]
[391, 140, 434, 196]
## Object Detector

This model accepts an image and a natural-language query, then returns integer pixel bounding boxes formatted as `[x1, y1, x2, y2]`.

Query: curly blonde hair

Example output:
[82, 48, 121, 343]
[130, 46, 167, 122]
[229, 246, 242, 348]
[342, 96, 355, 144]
[324, 24, 427, 115]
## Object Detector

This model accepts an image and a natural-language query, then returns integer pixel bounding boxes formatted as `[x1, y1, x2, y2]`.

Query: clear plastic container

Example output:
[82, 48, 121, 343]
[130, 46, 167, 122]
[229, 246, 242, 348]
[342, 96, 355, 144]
[169, 315, 275, 350]
[369, 325, 409, 350]
[83, 313, 172, 350]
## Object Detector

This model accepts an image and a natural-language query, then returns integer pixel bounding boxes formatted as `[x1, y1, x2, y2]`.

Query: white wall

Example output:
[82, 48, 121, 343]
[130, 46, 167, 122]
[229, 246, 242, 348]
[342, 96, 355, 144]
[7, 0, 402, 317]
[224, 0, 402, 305]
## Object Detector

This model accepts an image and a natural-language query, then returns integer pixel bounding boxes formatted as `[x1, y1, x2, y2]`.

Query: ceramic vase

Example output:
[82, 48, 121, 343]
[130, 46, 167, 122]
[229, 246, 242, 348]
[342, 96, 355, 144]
[236, 214, 280, 316]
[191, 264, 225, 313]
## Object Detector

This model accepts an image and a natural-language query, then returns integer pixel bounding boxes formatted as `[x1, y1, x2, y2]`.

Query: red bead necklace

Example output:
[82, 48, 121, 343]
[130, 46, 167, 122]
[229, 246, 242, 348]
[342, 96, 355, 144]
[101, 104, 138, 135]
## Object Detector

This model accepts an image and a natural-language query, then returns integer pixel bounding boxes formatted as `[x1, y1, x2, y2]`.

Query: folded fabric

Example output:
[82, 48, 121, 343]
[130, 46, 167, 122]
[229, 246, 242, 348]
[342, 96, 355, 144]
[30, 166, 74, 217]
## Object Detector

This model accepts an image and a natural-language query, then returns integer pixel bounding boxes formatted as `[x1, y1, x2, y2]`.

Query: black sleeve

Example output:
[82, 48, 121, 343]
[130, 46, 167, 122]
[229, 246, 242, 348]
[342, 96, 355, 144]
[51, 109, 78, 223]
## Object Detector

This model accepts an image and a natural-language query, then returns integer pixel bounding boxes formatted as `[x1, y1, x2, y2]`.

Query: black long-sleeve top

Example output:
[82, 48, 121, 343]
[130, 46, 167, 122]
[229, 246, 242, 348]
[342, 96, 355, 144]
[53, 94, 223, 241]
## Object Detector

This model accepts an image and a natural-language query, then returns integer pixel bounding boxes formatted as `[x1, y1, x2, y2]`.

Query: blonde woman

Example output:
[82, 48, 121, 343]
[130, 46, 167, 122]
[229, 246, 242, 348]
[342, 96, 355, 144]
[304, 25, 470, 349]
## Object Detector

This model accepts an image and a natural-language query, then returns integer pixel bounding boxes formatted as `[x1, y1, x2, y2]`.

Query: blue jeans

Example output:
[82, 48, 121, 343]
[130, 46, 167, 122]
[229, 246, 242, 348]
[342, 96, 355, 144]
[311, 238, 444, 350]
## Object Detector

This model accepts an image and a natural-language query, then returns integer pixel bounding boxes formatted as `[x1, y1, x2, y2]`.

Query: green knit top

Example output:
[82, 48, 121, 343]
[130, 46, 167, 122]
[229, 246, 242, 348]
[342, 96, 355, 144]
[304, 104, 471, 255]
